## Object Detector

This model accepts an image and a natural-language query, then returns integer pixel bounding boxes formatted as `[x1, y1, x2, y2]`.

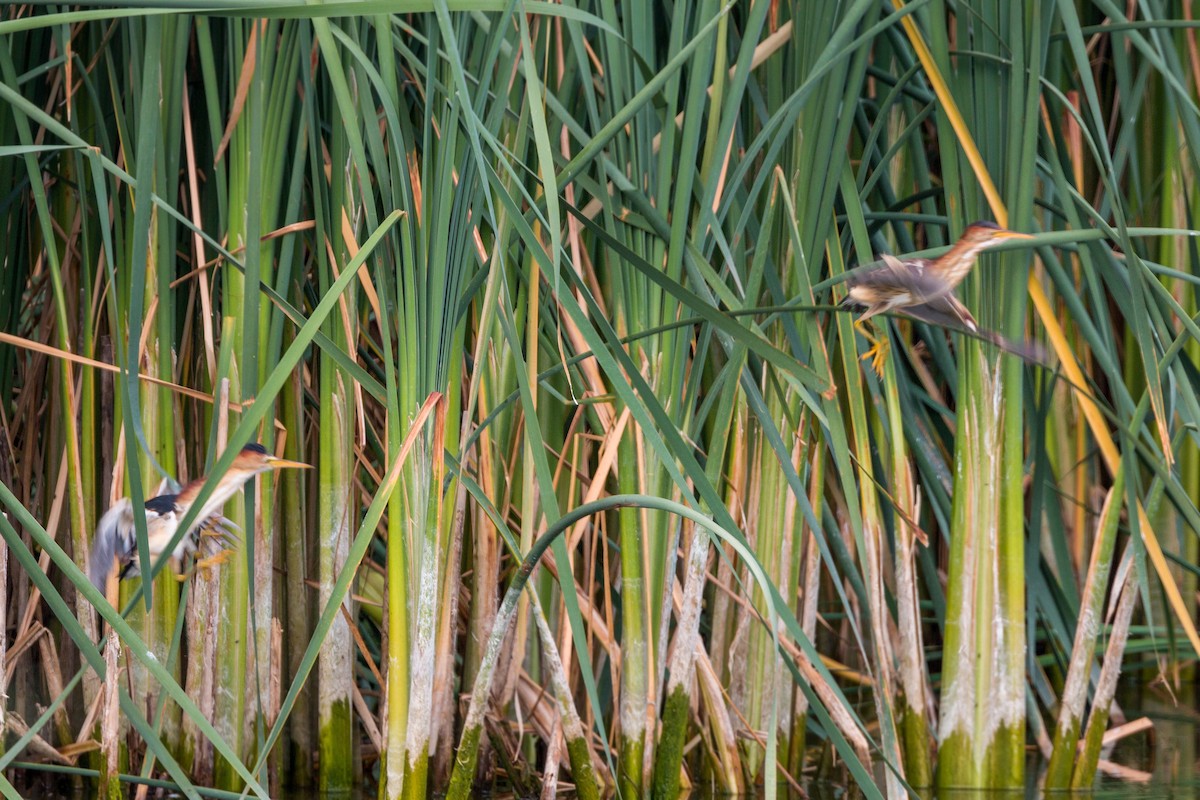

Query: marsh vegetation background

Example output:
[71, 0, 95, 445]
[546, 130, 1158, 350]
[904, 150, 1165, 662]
[0, 1, 1199, 798]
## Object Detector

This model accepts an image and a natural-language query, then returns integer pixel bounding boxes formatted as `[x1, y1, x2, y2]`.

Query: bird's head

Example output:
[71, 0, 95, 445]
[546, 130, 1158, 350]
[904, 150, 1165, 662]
[927, 221, 1034, 287]
[961, 220, 1035, 249]
[230, 443, 313, 476]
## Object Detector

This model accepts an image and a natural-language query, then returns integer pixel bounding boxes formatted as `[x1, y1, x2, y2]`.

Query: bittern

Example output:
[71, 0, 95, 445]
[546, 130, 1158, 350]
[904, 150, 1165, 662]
[88, 443, 311, 590]
[845, 221, 1034, 326]
[843, 221, 1036, 367]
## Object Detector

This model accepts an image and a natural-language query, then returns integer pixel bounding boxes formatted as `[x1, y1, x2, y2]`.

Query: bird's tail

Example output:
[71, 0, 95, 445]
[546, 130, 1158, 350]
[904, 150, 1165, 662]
[976, 329, 1049, 365]
[88, 497, 131, 591]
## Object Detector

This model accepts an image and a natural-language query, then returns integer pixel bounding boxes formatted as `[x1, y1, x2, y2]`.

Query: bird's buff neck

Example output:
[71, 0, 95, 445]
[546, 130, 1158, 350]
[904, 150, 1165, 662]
[931, 238, 989, 287]
[178, 470, 256, 527]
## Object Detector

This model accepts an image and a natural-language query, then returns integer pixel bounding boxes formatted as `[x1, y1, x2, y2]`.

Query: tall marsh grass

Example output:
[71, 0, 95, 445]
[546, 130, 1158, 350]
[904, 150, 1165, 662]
[0, 2, 1198, 798]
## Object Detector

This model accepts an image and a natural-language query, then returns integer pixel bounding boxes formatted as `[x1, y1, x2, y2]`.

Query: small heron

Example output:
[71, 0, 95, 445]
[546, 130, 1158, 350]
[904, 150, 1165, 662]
[842, 221, 1037, 369]
[88, 443, 310, 589]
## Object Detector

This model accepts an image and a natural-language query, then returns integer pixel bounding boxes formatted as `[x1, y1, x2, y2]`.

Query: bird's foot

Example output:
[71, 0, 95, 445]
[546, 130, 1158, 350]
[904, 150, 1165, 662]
[855, 320, 890, 377]
[196, 548, 235, 578]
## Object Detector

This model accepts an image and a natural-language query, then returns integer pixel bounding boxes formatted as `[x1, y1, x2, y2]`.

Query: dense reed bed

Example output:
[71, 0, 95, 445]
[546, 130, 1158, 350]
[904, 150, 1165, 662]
[0, 2, 1198, 798]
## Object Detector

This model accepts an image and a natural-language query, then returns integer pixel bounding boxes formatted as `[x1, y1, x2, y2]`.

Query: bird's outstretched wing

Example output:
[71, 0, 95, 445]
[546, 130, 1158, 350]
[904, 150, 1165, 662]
[905, 293, 978, 331]
[89, 497, 133, 590]
[903, 298, 1047, 365]
[89, 493, 186, 587]
[843, 255, 945, 303]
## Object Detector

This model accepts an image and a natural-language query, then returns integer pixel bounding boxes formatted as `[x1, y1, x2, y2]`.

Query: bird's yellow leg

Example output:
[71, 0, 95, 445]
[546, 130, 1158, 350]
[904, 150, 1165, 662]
[195, 548, 235, 578]
[854, 319, 890, 377]
[198, 527, 233, 544]
[163, 556, 187, 583]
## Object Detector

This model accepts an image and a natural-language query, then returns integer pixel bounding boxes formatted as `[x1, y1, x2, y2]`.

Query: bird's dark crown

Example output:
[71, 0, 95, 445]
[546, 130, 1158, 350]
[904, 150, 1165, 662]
[242, 442, 267, 456]
[967, 220, 1000, 231]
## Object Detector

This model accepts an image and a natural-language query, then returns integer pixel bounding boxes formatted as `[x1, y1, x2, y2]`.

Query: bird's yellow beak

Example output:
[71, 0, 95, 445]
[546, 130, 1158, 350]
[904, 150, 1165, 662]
[994, 229, 1035, 240]
[266, 456, 313, 470]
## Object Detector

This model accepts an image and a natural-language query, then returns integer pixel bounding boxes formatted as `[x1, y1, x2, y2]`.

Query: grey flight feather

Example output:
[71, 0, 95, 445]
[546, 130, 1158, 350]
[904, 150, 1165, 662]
[88, 492, 239, 588]
[88, 497, 132, 590]
[844, 255, 948, 303]
[903, 293, 978, 331]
